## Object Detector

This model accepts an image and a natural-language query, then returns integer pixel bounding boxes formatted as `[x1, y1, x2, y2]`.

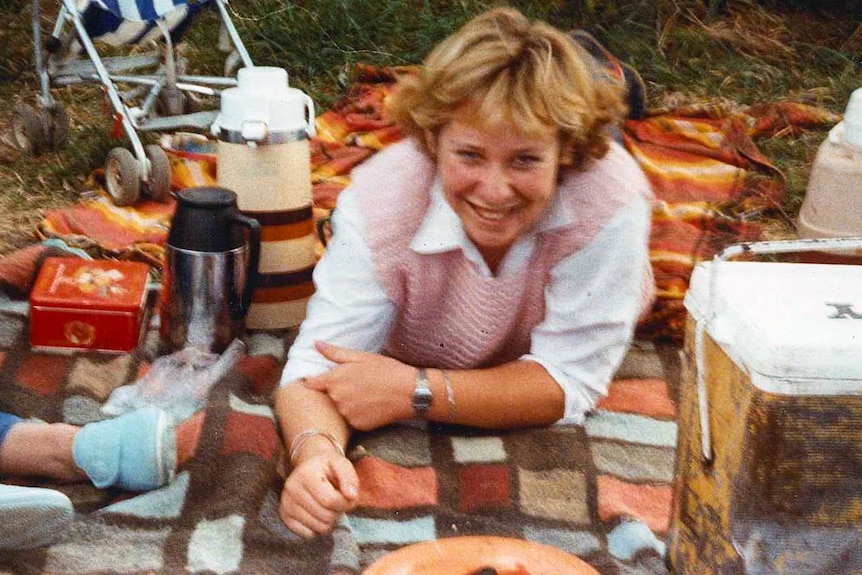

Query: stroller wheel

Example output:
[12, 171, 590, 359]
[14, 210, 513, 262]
[143, 145, 171, 202]
[45, 105, 70, 151]
[105, 147, 141, 207]
[11, 104, 47, 155]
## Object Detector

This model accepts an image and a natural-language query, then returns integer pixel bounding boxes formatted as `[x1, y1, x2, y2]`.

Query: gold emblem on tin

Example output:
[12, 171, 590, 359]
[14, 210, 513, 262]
[64, 321, 96, 345]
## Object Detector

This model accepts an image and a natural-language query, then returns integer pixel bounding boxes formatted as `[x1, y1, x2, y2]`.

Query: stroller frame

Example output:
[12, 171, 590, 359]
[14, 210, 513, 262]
[14, 0, 254, 206]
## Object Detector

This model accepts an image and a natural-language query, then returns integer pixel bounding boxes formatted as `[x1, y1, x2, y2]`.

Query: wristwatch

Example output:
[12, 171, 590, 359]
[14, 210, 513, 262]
[412, 368, 433, 417]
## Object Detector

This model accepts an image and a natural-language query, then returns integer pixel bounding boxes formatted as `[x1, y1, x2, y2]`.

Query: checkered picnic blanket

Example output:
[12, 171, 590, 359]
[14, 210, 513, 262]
[0, 286, 680, 573]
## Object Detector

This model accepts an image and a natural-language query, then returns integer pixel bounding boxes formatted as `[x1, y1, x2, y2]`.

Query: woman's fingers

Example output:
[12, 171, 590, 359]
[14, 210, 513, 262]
[280, 497, 336, 537]
[281, 515, 315, 539]
[300, 375, 328, 393]
[280, 481, 340, 537]
[330, 456, 360, 505]
[315, 340, 370, 364]
[279, 456, 360, 537]
[305, 457, 358, 513]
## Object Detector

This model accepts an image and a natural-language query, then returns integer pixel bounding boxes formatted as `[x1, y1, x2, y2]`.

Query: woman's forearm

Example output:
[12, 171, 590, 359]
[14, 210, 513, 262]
[420, 360, 565, 429]
[274, 383, 352, 465]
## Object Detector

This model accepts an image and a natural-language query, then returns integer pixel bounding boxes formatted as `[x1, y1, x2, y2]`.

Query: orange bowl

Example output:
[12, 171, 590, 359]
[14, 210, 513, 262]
[363, 536, 599, 575]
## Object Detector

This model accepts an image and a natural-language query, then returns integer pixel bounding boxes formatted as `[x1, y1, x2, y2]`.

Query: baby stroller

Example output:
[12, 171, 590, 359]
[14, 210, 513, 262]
[12, 0, 253, 206]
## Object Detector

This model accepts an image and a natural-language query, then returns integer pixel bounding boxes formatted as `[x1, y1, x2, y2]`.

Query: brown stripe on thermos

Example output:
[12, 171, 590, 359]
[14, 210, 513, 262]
[252, 283, 316, 303]
[243, 207, 315, 242]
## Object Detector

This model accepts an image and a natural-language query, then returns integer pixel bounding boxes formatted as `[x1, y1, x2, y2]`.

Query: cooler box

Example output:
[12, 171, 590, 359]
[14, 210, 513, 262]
[668, 259, 862, 574]
[30, 257, 151, 352]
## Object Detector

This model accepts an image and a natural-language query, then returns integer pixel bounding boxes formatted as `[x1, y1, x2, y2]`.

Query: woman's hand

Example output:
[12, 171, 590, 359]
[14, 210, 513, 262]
[301, 341, 415, 431]
[279, 449, 359, 538]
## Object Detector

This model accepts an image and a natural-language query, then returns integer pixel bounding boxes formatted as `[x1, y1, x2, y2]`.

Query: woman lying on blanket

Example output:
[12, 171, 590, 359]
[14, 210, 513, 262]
[0, 408, 176, 549]
[275, 7, 654, 538]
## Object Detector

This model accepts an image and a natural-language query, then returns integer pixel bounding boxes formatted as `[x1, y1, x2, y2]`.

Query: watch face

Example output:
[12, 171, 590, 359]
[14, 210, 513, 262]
[413, 387, 433, 412]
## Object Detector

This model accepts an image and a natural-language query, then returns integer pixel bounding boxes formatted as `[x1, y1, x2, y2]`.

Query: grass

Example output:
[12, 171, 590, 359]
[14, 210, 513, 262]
[0, 0, 859, 254]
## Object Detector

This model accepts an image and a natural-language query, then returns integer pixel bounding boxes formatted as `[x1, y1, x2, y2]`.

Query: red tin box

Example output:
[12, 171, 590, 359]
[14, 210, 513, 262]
[29, 257, 151, 352]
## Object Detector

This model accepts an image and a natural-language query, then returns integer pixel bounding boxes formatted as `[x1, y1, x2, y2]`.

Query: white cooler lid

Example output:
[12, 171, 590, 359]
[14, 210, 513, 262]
[685, 261, 862, 394]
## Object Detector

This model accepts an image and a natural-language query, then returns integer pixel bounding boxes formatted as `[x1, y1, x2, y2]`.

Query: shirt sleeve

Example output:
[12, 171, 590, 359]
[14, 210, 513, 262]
[521, 194, 652, 423]
[279, 189, 396, 386]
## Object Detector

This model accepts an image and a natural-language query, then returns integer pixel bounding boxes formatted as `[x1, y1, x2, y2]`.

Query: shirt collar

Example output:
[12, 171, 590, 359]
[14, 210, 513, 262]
[409, 177, 575, 255]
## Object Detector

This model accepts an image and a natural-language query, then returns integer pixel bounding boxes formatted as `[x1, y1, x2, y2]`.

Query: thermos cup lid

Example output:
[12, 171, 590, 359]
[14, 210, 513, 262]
[217, 66, 312, 136]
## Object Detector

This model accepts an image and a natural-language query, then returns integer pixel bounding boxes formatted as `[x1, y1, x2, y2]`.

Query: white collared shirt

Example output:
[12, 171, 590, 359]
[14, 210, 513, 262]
[281, 179, 651, 423]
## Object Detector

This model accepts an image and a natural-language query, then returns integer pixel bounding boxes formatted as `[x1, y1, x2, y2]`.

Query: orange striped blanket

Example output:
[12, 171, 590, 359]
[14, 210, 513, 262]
[627, 101, 839, 340]
[34, 65, 839, 341]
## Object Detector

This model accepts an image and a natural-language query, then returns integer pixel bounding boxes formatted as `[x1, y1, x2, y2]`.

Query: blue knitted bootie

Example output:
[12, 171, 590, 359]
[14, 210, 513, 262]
[72, 407, 176, 491]
[0, 484, 74, 549]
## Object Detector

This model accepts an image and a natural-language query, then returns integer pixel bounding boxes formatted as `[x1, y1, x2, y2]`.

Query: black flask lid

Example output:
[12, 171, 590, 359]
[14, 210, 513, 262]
[168, 187, 245, 252]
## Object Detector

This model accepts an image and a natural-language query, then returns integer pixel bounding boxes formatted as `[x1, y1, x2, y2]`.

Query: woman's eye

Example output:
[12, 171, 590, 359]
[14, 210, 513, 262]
[456, 150, 481, 162]
[512, 155, 541, 168]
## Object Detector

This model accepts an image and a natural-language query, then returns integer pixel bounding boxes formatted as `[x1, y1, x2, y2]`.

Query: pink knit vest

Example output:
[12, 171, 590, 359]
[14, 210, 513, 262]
[353, 138, 652, 369]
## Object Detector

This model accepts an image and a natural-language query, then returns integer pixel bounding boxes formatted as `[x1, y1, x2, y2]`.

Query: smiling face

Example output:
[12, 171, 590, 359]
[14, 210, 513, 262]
[427, 106, 561, 272]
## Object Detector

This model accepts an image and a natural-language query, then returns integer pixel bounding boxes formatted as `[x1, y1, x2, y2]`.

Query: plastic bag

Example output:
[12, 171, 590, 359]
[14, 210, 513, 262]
[102, 339, 245, 422]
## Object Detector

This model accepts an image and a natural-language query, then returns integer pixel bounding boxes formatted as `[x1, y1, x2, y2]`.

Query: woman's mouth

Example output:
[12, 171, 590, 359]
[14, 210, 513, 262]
[469, 202, 516, 222]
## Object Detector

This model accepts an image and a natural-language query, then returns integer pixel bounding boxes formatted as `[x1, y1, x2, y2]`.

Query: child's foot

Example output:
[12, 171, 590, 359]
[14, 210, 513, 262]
[0, 484, 73, 549]
[72, 407, 176, 491]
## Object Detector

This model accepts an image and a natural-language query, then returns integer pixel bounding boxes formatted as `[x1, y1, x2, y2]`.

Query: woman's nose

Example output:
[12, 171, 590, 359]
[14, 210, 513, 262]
[477, 165, 513, 201]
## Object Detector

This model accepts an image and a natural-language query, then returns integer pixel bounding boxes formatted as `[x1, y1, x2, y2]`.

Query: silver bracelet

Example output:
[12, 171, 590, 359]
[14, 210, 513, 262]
[442, 369, 456, 423]
[288, 429, 345, 464]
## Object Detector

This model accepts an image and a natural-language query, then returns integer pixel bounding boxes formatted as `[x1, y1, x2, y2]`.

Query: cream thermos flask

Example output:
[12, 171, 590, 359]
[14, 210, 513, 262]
[215, 66, 316, 330]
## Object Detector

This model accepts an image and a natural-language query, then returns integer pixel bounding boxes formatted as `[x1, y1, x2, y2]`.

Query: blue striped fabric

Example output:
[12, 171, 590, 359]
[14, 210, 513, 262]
[79, 0, 209, 45]
[97, 0, 189, 22]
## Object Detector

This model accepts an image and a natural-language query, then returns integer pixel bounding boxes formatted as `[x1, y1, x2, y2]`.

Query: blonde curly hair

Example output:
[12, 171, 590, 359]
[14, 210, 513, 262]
[386, 7, 627, 172]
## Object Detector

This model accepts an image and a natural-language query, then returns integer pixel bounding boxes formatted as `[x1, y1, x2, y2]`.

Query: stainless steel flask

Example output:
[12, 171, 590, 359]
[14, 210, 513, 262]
[160, 187, 261, 353]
